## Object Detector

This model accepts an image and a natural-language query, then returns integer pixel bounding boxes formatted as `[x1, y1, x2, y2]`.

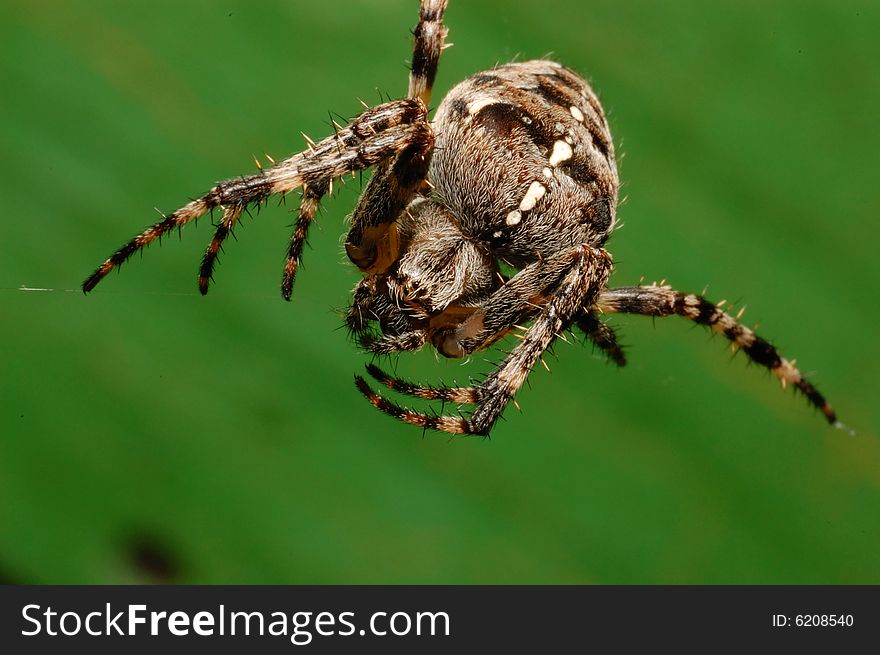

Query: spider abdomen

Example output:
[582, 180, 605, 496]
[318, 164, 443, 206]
[431, 60, 619, 266]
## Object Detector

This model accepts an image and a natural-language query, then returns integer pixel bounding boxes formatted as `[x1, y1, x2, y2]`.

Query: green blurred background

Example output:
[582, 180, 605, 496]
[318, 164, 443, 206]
[1, 0, 878, 584]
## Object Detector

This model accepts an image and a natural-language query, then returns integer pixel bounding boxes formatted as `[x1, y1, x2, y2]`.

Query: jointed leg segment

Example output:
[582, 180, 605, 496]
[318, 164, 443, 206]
[82, 98, 429, 295]
[574, 311, 627, 366]
[365, 364, 480, 404]
[281, 180, 329, 300]
[340, 0, 447, 274]
[596, 285, 837, 424]
[409, 0, 449, 107]
[199, 201, 246, 295]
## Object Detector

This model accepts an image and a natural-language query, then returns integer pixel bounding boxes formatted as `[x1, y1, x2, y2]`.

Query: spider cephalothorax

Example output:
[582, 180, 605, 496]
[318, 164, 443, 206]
[83, 0, 838, 435]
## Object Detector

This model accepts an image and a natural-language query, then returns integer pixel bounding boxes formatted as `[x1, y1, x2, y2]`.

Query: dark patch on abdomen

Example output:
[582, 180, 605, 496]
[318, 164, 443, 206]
[560, 157, 599, 186]
[472, 103, 522, 139]
[536, 76, 579, 110]
[473, 103, 556, 151]
[586, 123, 612, 163]
[587, 198, 613, 234]
[552, 66, 590, 95]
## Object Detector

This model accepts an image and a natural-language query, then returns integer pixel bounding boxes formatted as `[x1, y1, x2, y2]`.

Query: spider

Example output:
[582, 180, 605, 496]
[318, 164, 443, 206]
[83, 0, 838, 436]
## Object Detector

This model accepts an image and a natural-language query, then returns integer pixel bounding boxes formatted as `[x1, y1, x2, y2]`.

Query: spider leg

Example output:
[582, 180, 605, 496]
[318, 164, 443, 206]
[574, 310, 627, 366]
[341, 0, 447, 274]
[359, 330, 427, 355]
[343, 277, 424, 354]
[82, 98, 428, 293]
[430, 245, 598, 357]
[281, 179, 329, 300]
[361, 309, 626, 402]
[409, 0, 449, 107]
[356, 245, 613, 435]
[365, 364, 479, 404]
[198, 201, 245, 294]
[346, 277, 380, 335]
[596, 284, 837, 424]
[344, 134, 435, 273]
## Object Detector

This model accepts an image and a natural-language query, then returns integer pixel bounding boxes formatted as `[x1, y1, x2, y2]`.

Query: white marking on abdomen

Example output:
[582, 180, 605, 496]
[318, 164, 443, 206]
[505, 210, 522, 226]
[467, 95, 498, 115]
[549, 140, 573, 166]
[519, 181, 547, 212]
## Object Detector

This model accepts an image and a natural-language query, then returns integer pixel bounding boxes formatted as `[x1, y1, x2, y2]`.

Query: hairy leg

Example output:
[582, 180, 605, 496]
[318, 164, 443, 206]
[82, 98, 428, 293]
[409, 0, 450, 107]
[343, 137, 434, 273]
[365, 364, 479, 404]
[574, 311, 626, 366]
[428, 246, 599, 358]
[281, 180, 329, 300]
[343, 0, 448, 272]
[197, 201, 246, 294]
[356, 246, 613, 435]
[596, 284, 837, 424]
[359, 331, 427, 356]
[342, 277, 423, 355]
